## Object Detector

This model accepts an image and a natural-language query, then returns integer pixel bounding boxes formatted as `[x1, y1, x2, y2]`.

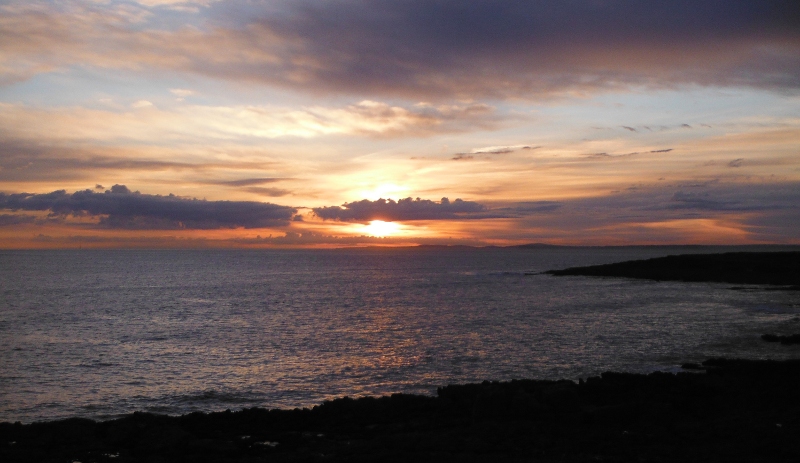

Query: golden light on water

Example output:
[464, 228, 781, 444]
[363, 220, 401, 237]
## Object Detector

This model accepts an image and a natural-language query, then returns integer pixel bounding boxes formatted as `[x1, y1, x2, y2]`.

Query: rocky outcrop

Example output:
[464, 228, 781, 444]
[2, 358, 800, 462]
[545, 251, 800, 287]
[762, 333, 800, 345]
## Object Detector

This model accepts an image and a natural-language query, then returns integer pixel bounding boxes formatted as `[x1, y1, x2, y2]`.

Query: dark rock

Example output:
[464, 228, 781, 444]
[4, 359, 800, 462]
[545, 252, 800, 287]
[761, 334, 800, 345]
[681, 363, 705, 370]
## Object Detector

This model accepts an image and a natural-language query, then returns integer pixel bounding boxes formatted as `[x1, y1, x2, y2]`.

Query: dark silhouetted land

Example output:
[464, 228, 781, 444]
[3, 358, 800, 462]
[762, 333, 800, 345]
[545, 251, 800, 287]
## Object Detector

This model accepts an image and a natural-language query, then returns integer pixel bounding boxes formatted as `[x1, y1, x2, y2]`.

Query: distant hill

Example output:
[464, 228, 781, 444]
[508, 243, 568, 249]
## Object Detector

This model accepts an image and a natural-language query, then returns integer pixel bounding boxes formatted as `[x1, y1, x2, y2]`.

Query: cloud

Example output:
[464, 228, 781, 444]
[300, 100, 498, 137]
[0, 101, 498, 142]
[665, 185, 798, 212]
[667, 191, 739, 211]
[133, 0, 218, 8]
[597, 124, 705, 133]
[131, 100, 153, 109]
[243, 0, 800, 99]
[502, 180, 800, 244]
[584, 148, 674, 159]
[0, 139, 261, 181]
[0, 184, 296, 229]
[169, 88, 194, 101]
[452, 144, 538, 160]
[3, 181, 798, 245]
[313, 197, 504, 222]
[503, 201, 563, 214]
[211, 178, 286, 187]
[631, 181, 798, 215]
[0, 214, 37, 226]
[243, 187, 292, 197]
[470, 145, 536, 155]
[2, 1, 798, 98]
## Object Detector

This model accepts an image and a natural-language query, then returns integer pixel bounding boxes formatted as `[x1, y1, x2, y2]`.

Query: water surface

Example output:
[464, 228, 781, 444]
[2, 246, 799, 423]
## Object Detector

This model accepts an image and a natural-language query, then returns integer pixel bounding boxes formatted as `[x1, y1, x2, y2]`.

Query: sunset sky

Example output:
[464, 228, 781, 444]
[1, 0, 799, 248]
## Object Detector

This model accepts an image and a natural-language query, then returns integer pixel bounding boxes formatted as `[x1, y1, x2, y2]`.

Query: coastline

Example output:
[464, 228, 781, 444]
[545, 251, 800, 288]
[2, 358, 800, 462]
[4, 251, 800, 461]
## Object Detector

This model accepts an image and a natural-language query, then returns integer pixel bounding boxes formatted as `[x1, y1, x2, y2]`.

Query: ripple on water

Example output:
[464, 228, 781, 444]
[1, 247, 798, 423]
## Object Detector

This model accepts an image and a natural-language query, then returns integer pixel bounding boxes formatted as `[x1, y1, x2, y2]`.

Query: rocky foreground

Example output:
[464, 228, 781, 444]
[3, 358, 800, 462]
[545, 251, 800, 288]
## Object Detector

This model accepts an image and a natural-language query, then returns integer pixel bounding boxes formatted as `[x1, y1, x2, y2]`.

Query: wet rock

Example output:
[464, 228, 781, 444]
[4, 359, 800, 462]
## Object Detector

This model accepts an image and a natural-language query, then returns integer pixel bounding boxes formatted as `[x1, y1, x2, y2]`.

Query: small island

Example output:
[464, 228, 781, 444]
[545, 251, 800, 288]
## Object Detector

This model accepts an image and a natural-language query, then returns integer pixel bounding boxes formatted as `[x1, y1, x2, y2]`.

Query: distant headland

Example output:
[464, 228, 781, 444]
[545, 251, 800, 288]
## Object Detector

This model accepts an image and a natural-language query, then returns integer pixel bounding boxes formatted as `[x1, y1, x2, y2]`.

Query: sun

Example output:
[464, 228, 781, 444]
[363, 220, 400, 237]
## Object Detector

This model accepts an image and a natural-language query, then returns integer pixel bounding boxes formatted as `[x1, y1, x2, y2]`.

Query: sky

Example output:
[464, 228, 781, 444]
[0, 0, 799, 248]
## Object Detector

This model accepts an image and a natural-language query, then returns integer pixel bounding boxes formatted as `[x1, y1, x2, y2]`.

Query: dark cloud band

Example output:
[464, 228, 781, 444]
[215, 0, 800, 98]
[0, 185, 296, 229]
[313, 197, 503, 222]
[4, 1, 799, 99]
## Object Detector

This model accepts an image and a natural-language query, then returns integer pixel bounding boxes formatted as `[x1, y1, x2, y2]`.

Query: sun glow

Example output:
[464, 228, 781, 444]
[360, 183, 407, 201]
[363, 220, 400, 237]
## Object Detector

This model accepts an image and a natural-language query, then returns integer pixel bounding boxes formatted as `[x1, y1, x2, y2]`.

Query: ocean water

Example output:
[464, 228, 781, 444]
[1, 246, 799, 423]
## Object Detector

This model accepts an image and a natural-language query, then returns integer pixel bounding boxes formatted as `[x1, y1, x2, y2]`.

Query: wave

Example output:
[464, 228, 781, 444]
[174, 390, 263, 405]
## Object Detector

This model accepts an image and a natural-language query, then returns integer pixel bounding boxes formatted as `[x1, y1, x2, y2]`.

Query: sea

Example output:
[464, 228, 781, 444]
[1, 246, 799, 424]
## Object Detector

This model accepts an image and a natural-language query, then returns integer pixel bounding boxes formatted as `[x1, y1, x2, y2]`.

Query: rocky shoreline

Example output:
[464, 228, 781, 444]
[5, 252, 799, 462]
[3, 358, 800, 462]
[545, 251, 800, 288]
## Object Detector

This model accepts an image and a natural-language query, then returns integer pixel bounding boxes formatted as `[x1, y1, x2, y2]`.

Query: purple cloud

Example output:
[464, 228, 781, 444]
[3, 1, 798, 98]
[313, 197, 504, 222]
[0, 185, 296, 229]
